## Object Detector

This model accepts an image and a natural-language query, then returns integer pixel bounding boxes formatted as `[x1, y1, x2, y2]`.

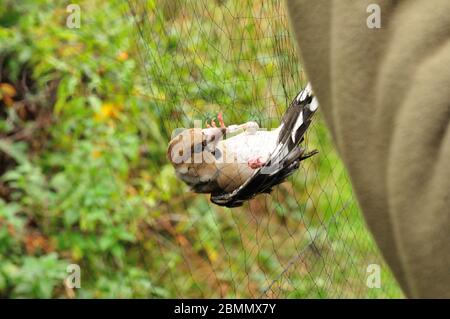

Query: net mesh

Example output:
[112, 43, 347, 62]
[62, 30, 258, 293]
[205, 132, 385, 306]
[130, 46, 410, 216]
[127, 0, 403, 298]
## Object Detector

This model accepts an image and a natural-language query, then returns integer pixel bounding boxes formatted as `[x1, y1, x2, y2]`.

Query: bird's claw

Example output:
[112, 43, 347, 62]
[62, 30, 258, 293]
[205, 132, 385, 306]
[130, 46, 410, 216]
[206, 111, 225, 129]
[217, 111, 225, 128]
[206, 119, 217, 128]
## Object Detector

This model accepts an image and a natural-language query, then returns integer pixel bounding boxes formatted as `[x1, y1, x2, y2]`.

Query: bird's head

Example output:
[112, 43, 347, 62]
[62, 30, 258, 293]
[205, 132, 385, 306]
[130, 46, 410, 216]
[167, 127, 225, 193]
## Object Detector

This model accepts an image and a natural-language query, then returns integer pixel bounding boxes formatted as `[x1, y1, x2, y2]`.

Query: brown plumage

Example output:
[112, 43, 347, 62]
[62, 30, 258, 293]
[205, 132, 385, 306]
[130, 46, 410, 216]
[167, 123, 257, 194]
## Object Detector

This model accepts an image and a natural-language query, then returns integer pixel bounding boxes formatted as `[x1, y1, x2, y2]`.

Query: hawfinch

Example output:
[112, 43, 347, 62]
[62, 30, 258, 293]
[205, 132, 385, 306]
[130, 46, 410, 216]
[167, 83, 318, 207]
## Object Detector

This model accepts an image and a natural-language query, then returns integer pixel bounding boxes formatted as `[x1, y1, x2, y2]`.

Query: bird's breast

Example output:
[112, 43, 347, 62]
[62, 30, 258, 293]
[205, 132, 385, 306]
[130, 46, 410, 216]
[219, 130, 279, 163]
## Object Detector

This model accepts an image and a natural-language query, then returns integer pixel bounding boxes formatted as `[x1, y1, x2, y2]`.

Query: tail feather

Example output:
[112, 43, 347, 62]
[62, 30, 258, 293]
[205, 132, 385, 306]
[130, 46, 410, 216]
[277, 83, 318, 148]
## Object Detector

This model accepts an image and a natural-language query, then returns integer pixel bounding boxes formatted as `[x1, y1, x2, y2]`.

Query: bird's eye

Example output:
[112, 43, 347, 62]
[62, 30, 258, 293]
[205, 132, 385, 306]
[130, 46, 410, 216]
[178, 149, 183, 156]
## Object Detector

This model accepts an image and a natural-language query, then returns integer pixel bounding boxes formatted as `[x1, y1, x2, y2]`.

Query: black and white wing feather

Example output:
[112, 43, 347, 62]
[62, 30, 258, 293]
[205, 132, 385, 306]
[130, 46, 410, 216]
[211, 84, 318, 207]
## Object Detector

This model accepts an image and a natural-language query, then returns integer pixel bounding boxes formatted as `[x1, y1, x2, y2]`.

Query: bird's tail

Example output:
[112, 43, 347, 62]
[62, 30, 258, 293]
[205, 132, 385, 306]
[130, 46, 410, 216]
[277, 83, 318, 151]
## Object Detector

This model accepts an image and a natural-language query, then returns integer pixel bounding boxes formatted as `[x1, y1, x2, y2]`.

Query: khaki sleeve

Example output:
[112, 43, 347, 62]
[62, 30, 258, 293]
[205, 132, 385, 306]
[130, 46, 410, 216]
[286, 0, 450, 298]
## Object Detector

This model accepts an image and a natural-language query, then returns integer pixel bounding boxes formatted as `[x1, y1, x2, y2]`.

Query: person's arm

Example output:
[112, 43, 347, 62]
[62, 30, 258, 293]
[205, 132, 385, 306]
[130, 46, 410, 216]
[286, 0, 450, 298]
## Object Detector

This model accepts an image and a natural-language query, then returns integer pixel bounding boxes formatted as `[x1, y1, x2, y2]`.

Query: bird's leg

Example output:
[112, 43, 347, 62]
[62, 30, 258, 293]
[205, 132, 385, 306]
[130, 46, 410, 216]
[217, 111, 225, 128]
[242, 121, 259, 134]
[205, 119, 217, 128]
[227, 121, 259, 135]
[206, 111, 225, 128]
[206, 112, 259, 135]
[248, 156, 266, 169]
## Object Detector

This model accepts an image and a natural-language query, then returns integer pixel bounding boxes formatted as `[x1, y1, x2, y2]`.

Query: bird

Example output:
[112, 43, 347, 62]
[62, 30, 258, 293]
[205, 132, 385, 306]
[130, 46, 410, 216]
[167, 83, 319, 207]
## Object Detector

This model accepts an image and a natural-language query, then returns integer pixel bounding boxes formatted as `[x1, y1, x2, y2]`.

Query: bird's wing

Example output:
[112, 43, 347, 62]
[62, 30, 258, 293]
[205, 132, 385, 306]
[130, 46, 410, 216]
[213, 129, 280, 193]
[210, 84, 318, 207]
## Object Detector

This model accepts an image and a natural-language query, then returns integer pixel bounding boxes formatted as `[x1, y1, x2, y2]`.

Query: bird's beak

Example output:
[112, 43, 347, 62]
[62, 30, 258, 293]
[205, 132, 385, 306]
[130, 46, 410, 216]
[202, 127, 226, 146]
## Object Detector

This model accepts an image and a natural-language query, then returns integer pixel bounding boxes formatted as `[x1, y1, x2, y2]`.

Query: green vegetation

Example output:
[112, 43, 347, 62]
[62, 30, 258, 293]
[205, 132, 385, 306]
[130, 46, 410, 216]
[0, 0, 402, 298]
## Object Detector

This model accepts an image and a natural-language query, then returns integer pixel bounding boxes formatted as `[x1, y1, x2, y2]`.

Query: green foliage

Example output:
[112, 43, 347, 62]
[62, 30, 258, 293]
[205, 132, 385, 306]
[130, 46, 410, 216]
[0, 0, 402, 298]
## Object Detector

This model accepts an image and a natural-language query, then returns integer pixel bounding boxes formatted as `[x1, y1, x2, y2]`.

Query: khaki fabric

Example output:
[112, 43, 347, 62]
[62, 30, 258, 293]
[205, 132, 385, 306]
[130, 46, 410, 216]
[286, 0, 449, 298]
